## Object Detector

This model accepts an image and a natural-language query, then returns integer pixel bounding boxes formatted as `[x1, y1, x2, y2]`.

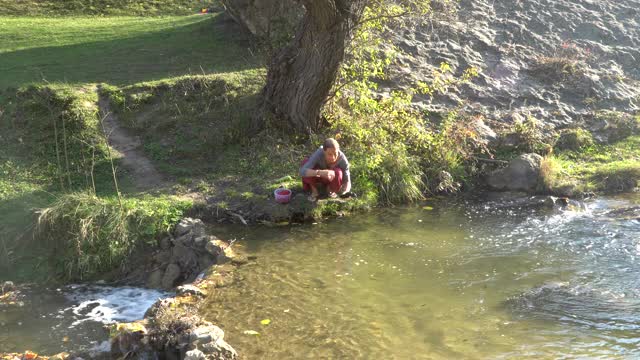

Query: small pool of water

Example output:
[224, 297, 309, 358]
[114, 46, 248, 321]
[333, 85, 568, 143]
[203, 195, 640, 359]
[0, 285, 169, 354]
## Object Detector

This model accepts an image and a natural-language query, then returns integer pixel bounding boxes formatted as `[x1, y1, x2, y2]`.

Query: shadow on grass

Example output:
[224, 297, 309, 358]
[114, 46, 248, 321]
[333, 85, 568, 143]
[0, 190, 54, 281]
[0, 14, 261, 88]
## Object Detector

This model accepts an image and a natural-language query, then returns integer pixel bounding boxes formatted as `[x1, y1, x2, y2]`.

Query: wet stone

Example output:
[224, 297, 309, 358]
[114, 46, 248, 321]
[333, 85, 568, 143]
[177, 285, 206, 298]
[189, 324, 224, 344]
[175, 218, 201, 237]
[205, 239, 227, 257]
[185, 349, 206, 360]
[162, 264, 182, 289]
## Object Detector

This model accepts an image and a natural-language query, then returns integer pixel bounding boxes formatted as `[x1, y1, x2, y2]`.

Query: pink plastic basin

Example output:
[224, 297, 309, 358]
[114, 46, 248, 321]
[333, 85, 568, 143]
[274, 188, 292, 204]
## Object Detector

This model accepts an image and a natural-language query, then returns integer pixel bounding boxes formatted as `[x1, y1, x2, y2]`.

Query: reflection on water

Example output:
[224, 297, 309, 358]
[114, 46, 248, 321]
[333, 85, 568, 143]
[203, 194, 640, 359]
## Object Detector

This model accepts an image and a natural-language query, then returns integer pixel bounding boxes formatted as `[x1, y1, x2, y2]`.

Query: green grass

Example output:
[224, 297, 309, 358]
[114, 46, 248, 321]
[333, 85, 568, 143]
[0, 13, 260, 88]
[36, 192, 192, 280]
[542, 135, 640, 194]
[0, 83, 140, 280]
[0, 0, 216, 16]
[102, 71, 266, 175]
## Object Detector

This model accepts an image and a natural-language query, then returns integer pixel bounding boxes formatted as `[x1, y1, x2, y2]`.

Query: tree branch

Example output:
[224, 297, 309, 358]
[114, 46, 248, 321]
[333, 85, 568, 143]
[356, 10, 409, 27]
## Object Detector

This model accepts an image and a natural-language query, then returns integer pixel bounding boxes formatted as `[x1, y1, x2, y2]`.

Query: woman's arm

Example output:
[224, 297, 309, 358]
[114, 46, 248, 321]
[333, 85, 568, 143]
[338, 154, 351, 194]
[300, 148, 324, 177]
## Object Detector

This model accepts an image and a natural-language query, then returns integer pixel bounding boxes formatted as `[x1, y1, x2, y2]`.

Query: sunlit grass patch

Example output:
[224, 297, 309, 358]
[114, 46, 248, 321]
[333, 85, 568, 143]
[0, 14, 259, 87]
[544, 135, 640, 194]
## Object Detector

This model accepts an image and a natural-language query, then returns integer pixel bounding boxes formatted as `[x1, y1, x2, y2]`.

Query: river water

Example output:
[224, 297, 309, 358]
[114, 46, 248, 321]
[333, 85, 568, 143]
[2, 195, 639, 358]
[0, 285, 169, 355]
[202, 195, 640, 359]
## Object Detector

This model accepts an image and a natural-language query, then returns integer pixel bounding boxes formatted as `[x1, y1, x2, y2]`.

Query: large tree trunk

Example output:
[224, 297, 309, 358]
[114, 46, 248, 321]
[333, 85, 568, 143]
[260, 0, 366, 134]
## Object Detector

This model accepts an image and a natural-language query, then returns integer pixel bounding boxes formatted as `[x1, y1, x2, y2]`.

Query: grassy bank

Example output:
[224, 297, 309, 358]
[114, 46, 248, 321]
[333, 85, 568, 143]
[542, 135, 640, 194]
[0, 84, 191, 281]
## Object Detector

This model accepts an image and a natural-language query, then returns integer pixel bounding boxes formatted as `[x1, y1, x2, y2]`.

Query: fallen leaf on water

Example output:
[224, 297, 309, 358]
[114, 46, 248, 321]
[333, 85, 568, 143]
[62, 336, 70, 342]
[243, 330, 260, 336]
[261, 319, 271, 325]
[24, 351, 38, 359]
[423, 206, 434, 210]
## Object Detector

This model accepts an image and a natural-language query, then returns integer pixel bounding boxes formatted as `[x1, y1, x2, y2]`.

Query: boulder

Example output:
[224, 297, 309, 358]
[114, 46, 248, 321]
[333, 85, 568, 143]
[171, 244, 199, 270]
[174, 218, 206, 238]
[486, 153, 543, 192]
[161, 264, 182, 289]
[146, 269, 165, 289]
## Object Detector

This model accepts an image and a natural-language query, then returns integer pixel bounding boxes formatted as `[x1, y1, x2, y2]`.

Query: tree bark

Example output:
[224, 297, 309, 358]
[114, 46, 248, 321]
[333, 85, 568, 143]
[259, 0, 366, 134]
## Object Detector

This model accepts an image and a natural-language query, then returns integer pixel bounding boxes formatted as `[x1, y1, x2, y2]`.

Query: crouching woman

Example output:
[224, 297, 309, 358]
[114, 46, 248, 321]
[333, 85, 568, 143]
[300, 138, 351, 200]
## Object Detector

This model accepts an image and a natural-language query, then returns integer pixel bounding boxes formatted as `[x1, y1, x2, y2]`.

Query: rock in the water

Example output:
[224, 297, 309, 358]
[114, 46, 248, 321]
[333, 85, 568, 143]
[205, 239, 227, 257]
[188, 324, 237, 359]
[161, 264, 182, 289]
[146, 269, 164, 289]
[189, 324, 225, 344]
[486, 153, 543, 192]
[543, 196, 570, 208]
[177, 285, 206, 297]
[185, 349, 206, 360]
[110, 321, 149, 356]
[201, 339, 238, 359]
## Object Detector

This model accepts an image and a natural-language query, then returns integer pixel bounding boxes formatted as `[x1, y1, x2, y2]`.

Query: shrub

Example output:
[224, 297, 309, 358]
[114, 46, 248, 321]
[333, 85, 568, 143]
[555, 128, 594, 151]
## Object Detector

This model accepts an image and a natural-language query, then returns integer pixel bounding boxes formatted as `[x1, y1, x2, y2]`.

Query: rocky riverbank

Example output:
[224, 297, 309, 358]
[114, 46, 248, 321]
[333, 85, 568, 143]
[1, 218, 245, 360]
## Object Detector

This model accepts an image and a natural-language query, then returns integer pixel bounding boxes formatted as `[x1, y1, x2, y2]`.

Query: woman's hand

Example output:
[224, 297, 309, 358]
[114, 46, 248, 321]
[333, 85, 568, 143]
[338, 181, 351, 195]
[319, 170, 335, 182]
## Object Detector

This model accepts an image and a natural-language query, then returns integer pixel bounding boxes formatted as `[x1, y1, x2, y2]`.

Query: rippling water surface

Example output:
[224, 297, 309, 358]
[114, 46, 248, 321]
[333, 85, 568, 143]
[203, 195, 640, 359]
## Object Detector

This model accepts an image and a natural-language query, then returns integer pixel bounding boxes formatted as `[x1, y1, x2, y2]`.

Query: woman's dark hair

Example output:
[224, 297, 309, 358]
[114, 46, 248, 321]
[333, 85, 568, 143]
[323, 138, 340, 151]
